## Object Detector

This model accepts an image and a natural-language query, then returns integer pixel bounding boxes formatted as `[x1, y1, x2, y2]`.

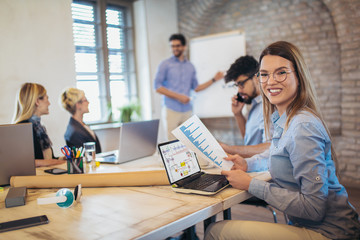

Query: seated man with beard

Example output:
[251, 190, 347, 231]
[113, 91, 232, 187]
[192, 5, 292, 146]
[220, 55, 271, 158]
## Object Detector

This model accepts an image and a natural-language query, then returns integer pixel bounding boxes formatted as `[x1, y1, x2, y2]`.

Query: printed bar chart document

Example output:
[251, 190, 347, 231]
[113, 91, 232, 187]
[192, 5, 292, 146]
[172, 115, 233, 171]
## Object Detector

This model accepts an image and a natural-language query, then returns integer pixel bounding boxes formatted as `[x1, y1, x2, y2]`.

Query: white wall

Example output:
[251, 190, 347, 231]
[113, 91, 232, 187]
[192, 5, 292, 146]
[0, 0, 178, 155]
[0, 0, 77, 156]
[134, 0, 178, 142]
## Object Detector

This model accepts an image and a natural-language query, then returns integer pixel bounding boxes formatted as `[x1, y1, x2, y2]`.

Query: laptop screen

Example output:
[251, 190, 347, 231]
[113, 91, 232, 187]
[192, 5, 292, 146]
[118, 119, 159, 162]
[158, 140, 201, 184]
[0, 123, 36, 186]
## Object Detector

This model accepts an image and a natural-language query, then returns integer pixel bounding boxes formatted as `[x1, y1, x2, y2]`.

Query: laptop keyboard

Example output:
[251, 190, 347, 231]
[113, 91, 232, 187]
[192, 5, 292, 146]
[103, 154, 117, 162]
[184, 174, 225, 190]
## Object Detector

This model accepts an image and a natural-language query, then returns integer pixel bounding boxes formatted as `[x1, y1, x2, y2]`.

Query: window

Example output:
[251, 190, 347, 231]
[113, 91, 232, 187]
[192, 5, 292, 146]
[71, 0, 136, 123]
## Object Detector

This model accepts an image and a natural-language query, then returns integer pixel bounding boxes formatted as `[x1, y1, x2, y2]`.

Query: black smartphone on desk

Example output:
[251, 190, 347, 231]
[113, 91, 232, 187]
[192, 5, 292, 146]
[0, 215, 49, 232]
[236, 93, 245, 102]
[44, 168, 67, 175]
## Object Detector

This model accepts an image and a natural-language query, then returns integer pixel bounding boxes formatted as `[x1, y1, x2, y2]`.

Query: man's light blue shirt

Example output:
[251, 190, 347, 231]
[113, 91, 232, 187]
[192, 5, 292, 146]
[246, 110, 360, 239]
[154, 56, 198, 112]
[244, 95, 267, 145]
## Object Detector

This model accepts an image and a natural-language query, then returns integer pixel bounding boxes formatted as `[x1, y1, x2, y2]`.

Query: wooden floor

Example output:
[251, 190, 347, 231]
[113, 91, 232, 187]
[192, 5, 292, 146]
[194, 186, 360, 239]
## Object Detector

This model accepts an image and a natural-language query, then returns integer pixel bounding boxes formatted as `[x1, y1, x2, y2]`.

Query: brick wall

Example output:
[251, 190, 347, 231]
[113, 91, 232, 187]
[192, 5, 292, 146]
[323, 0, 360, 187]
[177, 0, 360, 187]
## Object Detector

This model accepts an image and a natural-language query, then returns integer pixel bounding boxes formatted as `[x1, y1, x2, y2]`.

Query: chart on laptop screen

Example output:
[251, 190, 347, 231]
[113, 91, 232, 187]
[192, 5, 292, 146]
[160, 141, 201, 183]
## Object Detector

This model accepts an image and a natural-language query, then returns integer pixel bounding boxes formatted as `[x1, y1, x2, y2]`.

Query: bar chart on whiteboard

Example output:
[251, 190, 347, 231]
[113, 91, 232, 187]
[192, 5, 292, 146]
[172, 115, 233, 171]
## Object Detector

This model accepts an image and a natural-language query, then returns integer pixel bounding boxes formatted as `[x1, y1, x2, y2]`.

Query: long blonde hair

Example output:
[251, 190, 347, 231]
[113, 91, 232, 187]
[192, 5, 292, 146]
[13, 83, 47, 123]
[259, 41, 338, 169]
[61, 88, 85, 115]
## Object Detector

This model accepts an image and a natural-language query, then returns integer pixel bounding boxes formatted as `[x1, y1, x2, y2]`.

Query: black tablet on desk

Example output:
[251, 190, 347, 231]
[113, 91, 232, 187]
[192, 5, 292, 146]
[44, 168, 67, 175]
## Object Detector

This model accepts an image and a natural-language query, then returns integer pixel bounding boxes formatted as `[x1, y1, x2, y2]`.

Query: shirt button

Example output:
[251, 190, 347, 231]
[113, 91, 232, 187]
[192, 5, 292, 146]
[315, 176, 321, 181]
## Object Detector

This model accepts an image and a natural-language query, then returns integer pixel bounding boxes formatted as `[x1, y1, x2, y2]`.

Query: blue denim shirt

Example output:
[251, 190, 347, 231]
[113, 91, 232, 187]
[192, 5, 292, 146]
[244, 95, 267, 146]
[154, 56, 198, 112]
[247, 110, 360, 239]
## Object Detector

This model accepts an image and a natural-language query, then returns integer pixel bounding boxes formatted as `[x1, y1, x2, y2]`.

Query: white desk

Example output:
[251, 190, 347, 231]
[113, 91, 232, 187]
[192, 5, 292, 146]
[0, 155, 270, 240]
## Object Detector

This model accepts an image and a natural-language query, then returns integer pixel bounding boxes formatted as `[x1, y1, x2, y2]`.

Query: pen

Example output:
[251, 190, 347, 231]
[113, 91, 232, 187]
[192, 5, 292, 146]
[80, 147, 85, 157]
[76, 150, 81, 158]
[77, 147, 83, 158]
[72, 147, 76, 158]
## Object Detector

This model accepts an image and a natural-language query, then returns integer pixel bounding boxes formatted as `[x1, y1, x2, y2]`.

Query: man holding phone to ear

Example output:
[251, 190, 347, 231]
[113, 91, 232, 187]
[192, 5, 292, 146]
[220, 55, 270, 158]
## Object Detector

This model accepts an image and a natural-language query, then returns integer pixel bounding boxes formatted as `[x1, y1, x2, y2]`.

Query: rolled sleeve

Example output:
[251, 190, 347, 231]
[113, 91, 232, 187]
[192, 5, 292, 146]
[285, 122, 329, 221]
[261, 121, 329, 221]
[248, 178, 268, 199]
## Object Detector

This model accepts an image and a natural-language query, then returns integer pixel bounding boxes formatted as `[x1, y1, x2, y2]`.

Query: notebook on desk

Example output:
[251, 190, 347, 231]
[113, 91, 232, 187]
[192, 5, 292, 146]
[158, 140, 229, 195]
[96, 119, 159, 164]
[0, 123, 36, 186]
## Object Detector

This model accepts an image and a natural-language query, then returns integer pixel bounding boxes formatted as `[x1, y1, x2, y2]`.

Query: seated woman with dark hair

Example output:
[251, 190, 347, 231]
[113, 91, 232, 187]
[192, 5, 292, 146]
[13, 82, 66, 167]
[61, 88, 101, 153]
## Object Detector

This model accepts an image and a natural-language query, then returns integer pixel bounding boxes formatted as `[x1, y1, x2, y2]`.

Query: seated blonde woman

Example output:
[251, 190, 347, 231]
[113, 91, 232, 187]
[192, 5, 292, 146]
[61, 88, 101, 153]
[13, 82, 66, 167]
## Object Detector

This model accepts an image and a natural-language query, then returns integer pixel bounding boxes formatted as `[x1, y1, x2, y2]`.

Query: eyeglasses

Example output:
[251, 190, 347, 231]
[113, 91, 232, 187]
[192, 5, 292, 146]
[232, 76, 253, 89]
[171, 44, 182, 48]
[78, 98, 88, 104]
[257, 70, 294, 83]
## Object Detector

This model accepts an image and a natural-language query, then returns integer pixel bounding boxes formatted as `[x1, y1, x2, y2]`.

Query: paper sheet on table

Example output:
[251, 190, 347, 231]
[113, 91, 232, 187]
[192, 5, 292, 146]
[172, 115, 233, 171]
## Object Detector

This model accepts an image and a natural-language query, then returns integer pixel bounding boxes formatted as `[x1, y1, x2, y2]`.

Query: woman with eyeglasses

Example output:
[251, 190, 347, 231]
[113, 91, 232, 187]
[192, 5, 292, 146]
[205, 41, 360, 239]
[61, 88, 101, 153]
[13, 82, 66, 167]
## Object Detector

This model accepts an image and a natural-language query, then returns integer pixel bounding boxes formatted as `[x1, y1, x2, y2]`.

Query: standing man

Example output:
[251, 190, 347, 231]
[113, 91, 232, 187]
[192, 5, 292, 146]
[220, 55, 270, 158]
[154, 33, 223, 140]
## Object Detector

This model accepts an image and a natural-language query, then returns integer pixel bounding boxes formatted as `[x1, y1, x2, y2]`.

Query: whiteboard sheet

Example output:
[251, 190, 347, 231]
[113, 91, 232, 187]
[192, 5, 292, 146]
[190, 31, 246, 118]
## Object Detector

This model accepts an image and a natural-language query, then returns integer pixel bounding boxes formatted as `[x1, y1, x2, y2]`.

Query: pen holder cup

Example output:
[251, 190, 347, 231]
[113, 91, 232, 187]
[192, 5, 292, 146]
[67, 157, 84, 174]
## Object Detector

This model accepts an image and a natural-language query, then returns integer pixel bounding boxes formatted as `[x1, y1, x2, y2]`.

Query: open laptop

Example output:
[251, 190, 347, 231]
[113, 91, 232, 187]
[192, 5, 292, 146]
[96, 119, 159, 164]
[0, 123, 36, 186]
[158, 140, 229, 195]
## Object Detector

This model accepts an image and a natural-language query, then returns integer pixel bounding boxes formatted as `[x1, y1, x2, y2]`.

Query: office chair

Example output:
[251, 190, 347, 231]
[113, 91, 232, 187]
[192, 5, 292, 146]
[240, 197, 278, 222]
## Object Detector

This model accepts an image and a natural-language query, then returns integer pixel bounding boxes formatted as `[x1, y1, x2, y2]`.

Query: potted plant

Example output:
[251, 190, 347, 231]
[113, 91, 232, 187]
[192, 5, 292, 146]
[119, 102, 141, 123]
[107, 102, 113, 122]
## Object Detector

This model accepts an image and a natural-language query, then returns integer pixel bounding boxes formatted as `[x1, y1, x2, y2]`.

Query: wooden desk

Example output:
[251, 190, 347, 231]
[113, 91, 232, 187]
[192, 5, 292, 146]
[0, 155, 270, 240]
